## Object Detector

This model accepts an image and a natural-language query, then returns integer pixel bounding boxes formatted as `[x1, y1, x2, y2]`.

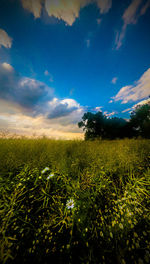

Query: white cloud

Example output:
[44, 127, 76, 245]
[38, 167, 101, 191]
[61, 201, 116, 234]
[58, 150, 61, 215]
[45, 0, 112, 25]
[104, 111, 117, 117]
[0, 29, 12, 48]
[111, 77, 118, 84]
[112, 68, 150, 104]
[45, 0, 82, 26]
[94, 106, 103, 111]
[2, 62, 14, 71]
[61, 98, 80, 108]
[96, 0, 112, 14]
[122, 107, 132, 113]
[47, 98, 82, 119]
[48, 98, 79, 109]
[122, 98, 150, 113]
[134, 97, 150, 107]
[21, 0, 112, 25]
[21, 0, 43, 18]
[122, 0, 142, 25]
[115, 0, 150, 49]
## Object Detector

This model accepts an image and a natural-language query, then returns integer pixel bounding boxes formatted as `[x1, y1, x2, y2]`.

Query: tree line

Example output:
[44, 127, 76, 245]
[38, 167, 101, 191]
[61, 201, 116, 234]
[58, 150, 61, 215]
[78, 102, 150, 140]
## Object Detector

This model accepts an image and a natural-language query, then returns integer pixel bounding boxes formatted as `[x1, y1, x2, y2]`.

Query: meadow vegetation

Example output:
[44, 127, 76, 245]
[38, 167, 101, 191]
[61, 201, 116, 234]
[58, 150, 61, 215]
[0, 138, 150, 264]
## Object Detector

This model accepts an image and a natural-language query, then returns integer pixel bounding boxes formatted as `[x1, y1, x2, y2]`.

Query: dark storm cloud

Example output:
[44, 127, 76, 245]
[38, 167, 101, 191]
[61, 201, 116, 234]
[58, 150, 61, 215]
[47, 103, 78, 119]
[0, 62, 53, 110]
[0, 63, 18, 101]
[0, 63, 82, 121]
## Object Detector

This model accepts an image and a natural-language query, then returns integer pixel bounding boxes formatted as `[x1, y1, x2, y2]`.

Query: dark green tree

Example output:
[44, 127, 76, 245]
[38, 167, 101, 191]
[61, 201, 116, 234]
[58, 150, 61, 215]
[129, 102, 150, 138]
[104, 117, 128, 139]
[78, 112, 129, 140]
[78, 111, 106, 140]
[78, 102, 150, 140]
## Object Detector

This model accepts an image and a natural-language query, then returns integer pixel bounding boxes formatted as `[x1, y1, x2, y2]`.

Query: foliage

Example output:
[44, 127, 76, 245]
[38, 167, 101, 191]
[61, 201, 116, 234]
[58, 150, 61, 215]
[130, 102, 150, 138]
[78, 103, 150, 140]
[78, 112, 107, 140]
[0, 138, 150, 263]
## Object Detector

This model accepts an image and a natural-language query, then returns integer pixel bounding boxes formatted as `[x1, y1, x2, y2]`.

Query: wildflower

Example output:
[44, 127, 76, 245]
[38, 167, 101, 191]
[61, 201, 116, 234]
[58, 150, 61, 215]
[66, 199, 75, 209]
[41, 167, 49, 174]
[47, 173, 54, 180]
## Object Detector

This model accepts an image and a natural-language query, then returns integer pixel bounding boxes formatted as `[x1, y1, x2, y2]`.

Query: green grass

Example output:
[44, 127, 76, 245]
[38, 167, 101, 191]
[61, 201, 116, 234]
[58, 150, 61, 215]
[0, 138, 150, 264]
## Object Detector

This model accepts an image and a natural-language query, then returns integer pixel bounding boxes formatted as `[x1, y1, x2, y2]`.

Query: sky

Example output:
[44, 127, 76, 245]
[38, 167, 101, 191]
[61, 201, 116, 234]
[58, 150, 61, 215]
[0, 0, 150, 139]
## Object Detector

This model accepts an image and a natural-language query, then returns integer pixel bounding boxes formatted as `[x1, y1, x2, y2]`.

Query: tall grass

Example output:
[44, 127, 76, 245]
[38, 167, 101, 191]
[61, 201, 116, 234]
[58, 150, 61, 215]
[0, 139, 150, 263]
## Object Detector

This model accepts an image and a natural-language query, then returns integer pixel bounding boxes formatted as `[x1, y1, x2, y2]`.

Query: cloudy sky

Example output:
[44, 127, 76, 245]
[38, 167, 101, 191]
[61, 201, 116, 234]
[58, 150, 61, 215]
[0, 0, 150, 139]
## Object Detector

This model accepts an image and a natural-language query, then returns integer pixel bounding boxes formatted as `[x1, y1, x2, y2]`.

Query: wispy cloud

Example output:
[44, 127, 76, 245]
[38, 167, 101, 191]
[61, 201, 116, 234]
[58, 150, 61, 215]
[94, 106, 103, 111]
[21, 0, 112, 26]
[115, 0, 150, 49]
[140, 0, 150, 15]
[86, 39, 90, 48]
[44, 70, 54, 82]
[122, 97, 150, 113]
[111, 68, 150, 103]
[0, 29, 12, 48]
[21, 0, 43, 18]
[111, 77, 118, 84]
[97, 18, 101, 25]
[104, 111, 117, 117]
[96, 0, 112, 14]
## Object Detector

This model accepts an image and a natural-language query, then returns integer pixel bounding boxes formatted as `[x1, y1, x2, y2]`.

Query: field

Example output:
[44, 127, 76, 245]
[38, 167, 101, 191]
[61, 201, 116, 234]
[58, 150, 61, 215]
[0, 138, 150, 264]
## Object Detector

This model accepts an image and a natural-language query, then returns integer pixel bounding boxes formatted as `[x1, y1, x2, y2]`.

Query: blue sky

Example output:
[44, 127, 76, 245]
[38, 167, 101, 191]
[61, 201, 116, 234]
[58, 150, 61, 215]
[0, 0, 150, 139]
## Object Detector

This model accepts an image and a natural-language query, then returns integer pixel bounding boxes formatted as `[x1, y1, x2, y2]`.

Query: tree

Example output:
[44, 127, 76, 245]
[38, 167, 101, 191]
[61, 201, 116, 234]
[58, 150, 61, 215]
[129, 102, 150, 138]
[104, 117, 128, 139]
[78, 112, 129, 140]
[78, 102, 150, 140]
[78, 111, 106, 140]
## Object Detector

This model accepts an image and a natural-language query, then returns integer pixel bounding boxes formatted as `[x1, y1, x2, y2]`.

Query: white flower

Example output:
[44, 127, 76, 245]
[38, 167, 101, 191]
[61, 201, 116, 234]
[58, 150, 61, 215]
[41, 167, 49, 174]
[66, 199, 75, 209]
[47, 173, 54, 180]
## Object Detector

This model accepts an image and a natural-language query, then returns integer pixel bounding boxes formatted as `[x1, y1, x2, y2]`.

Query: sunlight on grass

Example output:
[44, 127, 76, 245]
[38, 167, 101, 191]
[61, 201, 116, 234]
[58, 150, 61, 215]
[0, 138, 150, 263]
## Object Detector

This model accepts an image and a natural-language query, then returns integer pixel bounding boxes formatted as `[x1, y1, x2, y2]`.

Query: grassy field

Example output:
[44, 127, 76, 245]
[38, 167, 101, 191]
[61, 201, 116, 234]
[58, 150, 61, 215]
[0, 138, 150, 264]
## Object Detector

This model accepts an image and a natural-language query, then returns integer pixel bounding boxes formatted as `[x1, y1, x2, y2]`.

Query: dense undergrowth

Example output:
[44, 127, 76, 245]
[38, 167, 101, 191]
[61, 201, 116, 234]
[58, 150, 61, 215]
[0, 138, 150, 264]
